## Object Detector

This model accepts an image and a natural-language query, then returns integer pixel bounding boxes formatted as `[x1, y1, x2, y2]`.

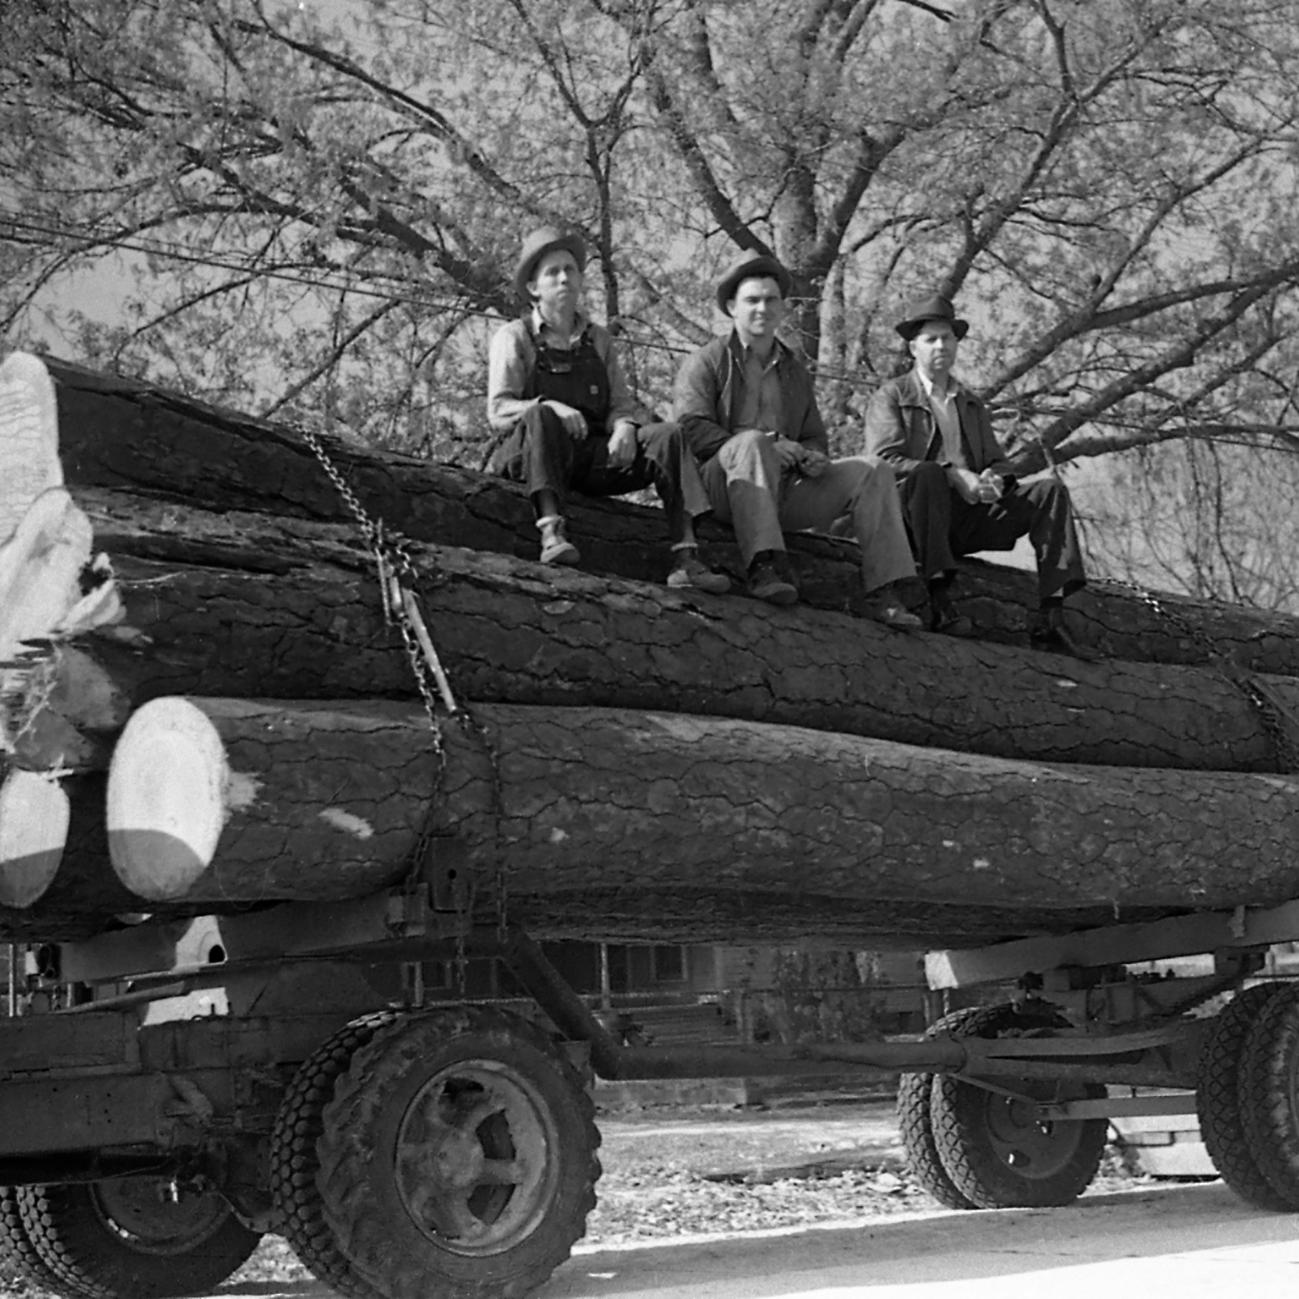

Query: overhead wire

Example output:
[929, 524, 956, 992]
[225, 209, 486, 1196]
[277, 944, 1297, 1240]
[4, 205, 1299, 461]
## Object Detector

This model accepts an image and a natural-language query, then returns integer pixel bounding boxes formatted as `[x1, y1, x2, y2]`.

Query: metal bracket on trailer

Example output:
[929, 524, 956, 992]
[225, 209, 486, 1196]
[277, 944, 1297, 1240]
[924, 896, 1299, 990]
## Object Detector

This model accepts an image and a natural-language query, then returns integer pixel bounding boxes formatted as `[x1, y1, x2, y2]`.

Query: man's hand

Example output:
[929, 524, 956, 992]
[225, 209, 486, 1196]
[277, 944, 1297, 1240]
[543, 400, 588, 439]
[771, 437, 804, 472]
[795, 447, 830, 479]
[948, 466, 1003, 504]
[607, 421, 639, 468]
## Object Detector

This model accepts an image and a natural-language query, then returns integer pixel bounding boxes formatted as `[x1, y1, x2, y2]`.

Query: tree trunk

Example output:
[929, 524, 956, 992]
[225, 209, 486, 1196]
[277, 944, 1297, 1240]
[2, 695, 1286, 948]
[23, 487, 1296, 775]
[45, 357, 1299, 671]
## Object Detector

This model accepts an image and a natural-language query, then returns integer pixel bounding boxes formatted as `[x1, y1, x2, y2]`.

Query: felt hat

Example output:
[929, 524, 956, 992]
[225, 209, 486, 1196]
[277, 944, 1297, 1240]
[514, 226, 588, 301]
[715, 252, 792, 314]
[894, 294, 969, 341]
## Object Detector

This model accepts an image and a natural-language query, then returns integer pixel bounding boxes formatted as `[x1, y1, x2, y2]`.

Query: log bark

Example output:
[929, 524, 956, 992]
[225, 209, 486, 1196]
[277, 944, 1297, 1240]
[15, 695, 1292, 948]
[45, 356, 1299, 672]
[16, 486, 1288, 776]
[106, 696, 436, 903]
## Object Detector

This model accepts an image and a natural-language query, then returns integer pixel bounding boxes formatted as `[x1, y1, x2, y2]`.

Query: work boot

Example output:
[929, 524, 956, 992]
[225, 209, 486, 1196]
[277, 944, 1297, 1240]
[1029, 604, 1097, 660]
[746, 550, 798, 606]
[928, 586, 973, 637]
[666, 548, 731, 594]
[860, 582, 923, 630]
[537, 514, 580, 566]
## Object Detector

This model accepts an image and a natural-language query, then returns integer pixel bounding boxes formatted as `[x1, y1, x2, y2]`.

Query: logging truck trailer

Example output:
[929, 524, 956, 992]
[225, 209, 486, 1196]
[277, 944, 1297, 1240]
[5, 889, 1299, 1299]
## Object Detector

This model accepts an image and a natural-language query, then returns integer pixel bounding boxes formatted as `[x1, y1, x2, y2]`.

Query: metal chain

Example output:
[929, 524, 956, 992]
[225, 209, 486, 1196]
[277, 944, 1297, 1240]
[1106, 577, 1299, 773]
[294, 423, 511, 972]
[1029, 432, 1299, 773]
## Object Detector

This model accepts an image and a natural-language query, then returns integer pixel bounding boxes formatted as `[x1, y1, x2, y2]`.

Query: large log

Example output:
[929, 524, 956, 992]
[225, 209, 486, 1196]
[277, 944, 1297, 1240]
[23, 487, 1297, 775]
[6, 695, 1290, 949]
[44, 356, 1299, 671]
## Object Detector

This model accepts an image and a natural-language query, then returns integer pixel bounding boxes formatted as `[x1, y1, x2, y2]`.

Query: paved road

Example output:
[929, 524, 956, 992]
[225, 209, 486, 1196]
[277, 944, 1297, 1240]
[205, 1182, 1298, 1299]
[537, 1182, 1299, 1298]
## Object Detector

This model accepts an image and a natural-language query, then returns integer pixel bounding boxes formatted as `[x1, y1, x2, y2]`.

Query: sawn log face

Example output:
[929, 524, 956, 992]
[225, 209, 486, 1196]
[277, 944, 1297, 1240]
[10, 699, 1298, 948]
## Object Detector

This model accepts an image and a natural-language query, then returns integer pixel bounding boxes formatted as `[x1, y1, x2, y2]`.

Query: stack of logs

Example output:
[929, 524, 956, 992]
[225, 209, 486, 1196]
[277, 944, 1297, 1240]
[3, 349, 1299, 953]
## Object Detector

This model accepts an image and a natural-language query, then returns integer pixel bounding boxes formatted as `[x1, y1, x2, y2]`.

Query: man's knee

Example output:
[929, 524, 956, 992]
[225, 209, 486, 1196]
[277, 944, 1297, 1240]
[717, 428, 774, 474]
[899, 458, 946, 507]
[1018, 474, 1072, 513]
[638, 419, 684, 458]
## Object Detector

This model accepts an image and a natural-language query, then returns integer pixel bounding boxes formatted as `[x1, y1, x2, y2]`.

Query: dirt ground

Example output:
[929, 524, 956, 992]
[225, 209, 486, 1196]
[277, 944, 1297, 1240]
[0, 1097, 1157, 1298]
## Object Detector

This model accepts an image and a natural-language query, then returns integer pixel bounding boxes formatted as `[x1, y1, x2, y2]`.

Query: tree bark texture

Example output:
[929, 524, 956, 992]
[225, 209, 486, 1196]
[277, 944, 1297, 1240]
[46, 358, 1299, 672]
[21, 487, 1294, 776]
[12, 698, 1299, 947]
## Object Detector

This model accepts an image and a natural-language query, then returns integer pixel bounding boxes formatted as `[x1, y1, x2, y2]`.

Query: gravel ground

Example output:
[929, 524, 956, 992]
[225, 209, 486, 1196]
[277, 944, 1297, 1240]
[0, 1101, 1154, 1297]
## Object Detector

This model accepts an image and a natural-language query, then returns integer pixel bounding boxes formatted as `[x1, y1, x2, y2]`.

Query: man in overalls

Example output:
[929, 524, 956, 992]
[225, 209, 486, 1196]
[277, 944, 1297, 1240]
[487, 227, 729, 593]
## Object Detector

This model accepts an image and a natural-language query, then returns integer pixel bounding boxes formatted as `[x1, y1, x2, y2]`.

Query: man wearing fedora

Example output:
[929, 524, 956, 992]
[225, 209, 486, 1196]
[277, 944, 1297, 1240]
[487, 226, 729, 593]
[672, 250, 920, 623]
[863, 294, 1088, 654]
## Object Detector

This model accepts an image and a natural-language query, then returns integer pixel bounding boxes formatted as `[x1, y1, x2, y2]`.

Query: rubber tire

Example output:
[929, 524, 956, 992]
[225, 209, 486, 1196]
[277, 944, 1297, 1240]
[1237, 982, 1299, 1207]
[1196, 981, 1295, 1210]
[16, 1179, 260, 1299]
[0, 1184, 80, 1296]
[932, 1003, 1108, 1208]
[317, 1005, 601, 1299]
[896, 1007, 988, 1210]
[271, 1010, 400, 1299]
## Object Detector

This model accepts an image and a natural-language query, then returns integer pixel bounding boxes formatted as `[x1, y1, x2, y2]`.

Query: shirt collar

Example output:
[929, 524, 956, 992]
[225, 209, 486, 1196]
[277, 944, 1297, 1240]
[531, 306, 590, 345]
[728, 329, 787, 367]
[914, 367, 962, 403]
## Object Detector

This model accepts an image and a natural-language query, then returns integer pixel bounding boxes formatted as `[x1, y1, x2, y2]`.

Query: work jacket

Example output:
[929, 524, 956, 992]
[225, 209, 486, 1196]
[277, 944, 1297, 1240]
[863, 371, 1013, 479]
[673, 332, 828, 465]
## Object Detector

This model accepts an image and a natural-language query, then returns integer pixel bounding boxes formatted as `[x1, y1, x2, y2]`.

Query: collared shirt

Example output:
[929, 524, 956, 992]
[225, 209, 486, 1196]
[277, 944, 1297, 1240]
[733, 339, 786, 434]
[916, 368, 966, 469]
[486, 307, 647, 432]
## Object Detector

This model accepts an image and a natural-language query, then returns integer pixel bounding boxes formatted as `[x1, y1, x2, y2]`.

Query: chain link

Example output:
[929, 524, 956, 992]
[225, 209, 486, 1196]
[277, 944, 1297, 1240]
[1106, 577, 1299, 773]
[1029, 432, 1299, 773]
[294, 423, 510, 979]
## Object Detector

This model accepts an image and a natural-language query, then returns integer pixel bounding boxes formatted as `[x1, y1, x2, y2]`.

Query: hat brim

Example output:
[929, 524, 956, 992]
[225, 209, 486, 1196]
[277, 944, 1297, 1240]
[515, 235, 587, 301]
[716, 256, 792, 314]
[896, 316, 969, 341]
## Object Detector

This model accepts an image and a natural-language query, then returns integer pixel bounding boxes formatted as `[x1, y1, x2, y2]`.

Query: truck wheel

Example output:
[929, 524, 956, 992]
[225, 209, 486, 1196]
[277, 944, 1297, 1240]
[270, 1010, 399, 1299]
[1237, 983, 1299, 1207]
[0, 1185, 72, 1295]
[896, 1007, 988, 1210]
[317, 1005, 601, 1299]
[15, 1177, 260, 1298]
[1196, 981, 1295, 1210]
[931, 1003, 1107, 1208]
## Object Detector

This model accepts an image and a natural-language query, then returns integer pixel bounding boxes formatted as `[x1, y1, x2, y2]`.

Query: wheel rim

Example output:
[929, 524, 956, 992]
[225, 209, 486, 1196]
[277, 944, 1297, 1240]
[392, 1058, 558, 1256]
[976, 1088, 1087, 1181]
[90, 1178, 231, 1255]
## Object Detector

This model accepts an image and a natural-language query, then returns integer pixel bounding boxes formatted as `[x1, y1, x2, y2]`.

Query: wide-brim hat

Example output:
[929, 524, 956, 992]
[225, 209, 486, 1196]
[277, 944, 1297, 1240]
[514, 226, 588, 301]
[716, 252, 792, 314]
[894, 294, 969, 341]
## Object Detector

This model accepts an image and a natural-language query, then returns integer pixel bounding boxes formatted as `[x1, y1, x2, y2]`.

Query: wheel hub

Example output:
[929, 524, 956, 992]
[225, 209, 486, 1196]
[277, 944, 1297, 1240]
[981, 1089, 1084, 1179]
[90, 1177, 229, 1254]
[393, 1060, 555, 1255]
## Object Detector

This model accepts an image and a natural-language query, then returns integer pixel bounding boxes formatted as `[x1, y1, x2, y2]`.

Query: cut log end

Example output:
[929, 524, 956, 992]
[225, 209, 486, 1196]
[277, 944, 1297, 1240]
[0, 768, 70, 907]
[107, 697, 228, 900]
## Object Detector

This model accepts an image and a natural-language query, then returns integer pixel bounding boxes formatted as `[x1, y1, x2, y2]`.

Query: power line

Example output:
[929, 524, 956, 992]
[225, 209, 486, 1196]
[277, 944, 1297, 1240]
[5, 207, 1298, 459]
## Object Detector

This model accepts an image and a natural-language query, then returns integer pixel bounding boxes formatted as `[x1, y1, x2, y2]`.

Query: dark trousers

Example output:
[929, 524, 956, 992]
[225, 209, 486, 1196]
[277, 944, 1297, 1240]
[900, 460, 1086, 600]
[493, 406, 709, 545]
